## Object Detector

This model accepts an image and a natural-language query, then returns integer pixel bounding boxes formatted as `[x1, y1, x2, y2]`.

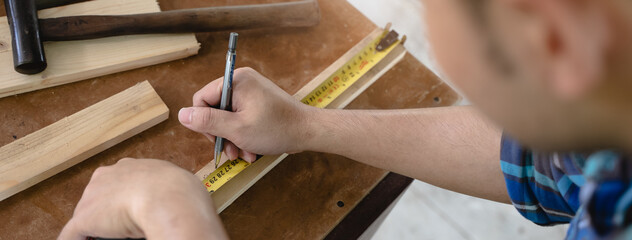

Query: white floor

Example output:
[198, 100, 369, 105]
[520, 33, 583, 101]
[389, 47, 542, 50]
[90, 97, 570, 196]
[346, 0, 569, 239]
[370, 181, 568, 240]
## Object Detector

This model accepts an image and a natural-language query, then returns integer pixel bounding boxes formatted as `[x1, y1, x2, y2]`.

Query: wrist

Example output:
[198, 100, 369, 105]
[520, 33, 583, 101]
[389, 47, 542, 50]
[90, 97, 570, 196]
[300, 107, 342, 154]
[290, 105, 317, 153]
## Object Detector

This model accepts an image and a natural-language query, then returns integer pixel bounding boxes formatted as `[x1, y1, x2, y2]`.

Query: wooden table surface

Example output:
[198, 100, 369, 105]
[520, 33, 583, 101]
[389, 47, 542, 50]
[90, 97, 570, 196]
[0, 0, 459, 239]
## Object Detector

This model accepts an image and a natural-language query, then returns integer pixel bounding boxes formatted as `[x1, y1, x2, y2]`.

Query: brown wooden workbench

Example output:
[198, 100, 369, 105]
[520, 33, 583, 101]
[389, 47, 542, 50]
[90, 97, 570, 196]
[0, 0, 459, 239]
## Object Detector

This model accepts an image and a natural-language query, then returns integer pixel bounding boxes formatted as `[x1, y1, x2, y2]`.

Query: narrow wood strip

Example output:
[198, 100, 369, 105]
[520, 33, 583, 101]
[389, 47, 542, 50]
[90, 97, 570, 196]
[194, 28, 407, 212]
[0, 81, 169, 201]
[0, 0, 199, 98]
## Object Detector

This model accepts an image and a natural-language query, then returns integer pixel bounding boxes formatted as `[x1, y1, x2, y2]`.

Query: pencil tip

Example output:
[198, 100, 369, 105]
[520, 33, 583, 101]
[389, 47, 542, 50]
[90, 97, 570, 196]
[214, 151, 221, 169]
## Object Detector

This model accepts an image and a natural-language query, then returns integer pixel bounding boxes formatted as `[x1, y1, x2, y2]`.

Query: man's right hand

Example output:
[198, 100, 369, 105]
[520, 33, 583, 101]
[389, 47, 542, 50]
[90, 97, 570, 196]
[178, 67, 315, 164]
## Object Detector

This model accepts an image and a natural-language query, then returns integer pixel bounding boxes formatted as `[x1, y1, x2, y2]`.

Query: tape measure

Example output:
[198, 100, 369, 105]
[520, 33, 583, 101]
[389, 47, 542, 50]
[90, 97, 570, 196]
[202, 29, 402, 193]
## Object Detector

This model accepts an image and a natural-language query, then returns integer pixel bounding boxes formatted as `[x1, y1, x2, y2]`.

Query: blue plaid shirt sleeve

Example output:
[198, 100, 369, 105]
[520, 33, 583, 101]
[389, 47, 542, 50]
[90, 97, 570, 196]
[500, 134, 586, 226]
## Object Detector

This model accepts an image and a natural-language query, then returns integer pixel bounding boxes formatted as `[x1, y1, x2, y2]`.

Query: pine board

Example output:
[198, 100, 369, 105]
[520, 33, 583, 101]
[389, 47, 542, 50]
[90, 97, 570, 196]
[0, 0, 200, 98]
[0, 81, 169, 201]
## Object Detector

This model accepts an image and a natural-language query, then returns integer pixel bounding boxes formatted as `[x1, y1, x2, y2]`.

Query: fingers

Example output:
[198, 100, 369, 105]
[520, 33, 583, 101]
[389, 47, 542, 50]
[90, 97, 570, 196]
[239, 150, 257, 163]
[211, 140, 257, 165]
[179, 106, 253, 164]
[224, 142, 257, 163]
[194, 67, 261, 108]
[193, 78, 223, 107]
[213, 149, 230, 167]
[178, 107, 236, 137]
[213, 145, 256, 166]
[224, 141, 239, 161]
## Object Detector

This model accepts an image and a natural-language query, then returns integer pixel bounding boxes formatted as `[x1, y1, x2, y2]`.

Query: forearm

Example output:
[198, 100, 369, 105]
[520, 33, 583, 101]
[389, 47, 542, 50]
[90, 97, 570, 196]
[305, 106, 509, 203]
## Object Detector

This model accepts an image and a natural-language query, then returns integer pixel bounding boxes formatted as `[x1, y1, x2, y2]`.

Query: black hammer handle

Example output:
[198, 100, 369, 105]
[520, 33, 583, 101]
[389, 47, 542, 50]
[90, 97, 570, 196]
[39, 0, 321, 41]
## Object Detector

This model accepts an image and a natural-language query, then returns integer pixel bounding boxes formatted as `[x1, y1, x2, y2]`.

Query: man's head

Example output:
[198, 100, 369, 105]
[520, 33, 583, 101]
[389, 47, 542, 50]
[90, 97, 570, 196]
[422, 0, 632, 152]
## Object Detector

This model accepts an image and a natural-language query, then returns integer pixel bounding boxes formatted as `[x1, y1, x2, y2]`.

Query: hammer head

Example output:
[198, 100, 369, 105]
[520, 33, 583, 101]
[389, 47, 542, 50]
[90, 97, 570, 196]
[5, 0, 47, 74]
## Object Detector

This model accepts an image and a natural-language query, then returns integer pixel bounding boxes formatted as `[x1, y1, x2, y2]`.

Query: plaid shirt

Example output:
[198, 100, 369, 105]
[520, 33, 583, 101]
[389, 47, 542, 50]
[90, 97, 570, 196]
[500, 135, 632, 239]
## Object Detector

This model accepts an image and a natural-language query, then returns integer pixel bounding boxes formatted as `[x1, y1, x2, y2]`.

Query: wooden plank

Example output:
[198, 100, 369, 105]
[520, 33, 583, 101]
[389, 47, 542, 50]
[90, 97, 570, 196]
[0, 81, 169, 201]
[0, 0, 200, 98]
[194, 28, 407, 212]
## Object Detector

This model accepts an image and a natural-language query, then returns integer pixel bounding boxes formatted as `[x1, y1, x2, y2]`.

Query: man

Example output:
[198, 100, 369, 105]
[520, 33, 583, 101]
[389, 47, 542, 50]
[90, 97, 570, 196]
[58, 0, 632, 239]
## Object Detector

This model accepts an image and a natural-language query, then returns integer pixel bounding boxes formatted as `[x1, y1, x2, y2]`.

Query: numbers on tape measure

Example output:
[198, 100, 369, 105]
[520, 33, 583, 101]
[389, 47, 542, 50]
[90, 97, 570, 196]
[301, 34, 400, 108]
[203, 159, 250, 193]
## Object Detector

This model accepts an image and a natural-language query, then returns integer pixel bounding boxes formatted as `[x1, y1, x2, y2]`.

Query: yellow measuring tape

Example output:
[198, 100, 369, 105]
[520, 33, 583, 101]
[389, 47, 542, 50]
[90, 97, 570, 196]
[202, 29, 402, 193]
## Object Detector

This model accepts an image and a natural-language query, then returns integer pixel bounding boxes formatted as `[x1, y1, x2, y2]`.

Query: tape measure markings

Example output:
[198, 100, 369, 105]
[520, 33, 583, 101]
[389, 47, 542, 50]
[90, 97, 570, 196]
[301, 33, 400, 108]
[204, 159, 250, 193]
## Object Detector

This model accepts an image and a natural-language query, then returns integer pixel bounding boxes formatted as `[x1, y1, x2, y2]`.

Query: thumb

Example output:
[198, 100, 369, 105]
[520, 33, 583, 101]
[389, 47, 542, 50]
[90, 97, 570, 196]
[178, 107, 235, 137]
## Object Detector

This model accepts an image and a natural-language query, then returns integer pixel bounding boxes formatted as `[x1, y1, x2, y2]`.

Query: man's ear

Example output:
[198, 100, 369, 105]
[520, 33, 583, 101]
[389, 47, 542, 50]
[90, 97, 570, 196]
[514, 0, 611, 100]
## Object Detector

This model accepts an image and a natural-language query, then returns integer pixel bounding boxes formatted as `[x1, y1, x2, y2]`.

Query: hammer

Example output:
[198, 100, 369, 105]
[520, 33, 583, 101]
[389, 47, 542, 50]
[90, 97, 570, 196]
[3, 0, 321, 74]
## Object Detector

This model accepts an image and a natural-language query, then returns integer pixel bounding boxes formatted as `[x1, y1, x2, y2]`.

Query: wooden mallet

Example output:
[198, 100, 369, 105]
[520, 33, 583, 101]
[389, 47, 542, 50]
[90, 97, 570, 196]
[3, 0, 321, 74]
